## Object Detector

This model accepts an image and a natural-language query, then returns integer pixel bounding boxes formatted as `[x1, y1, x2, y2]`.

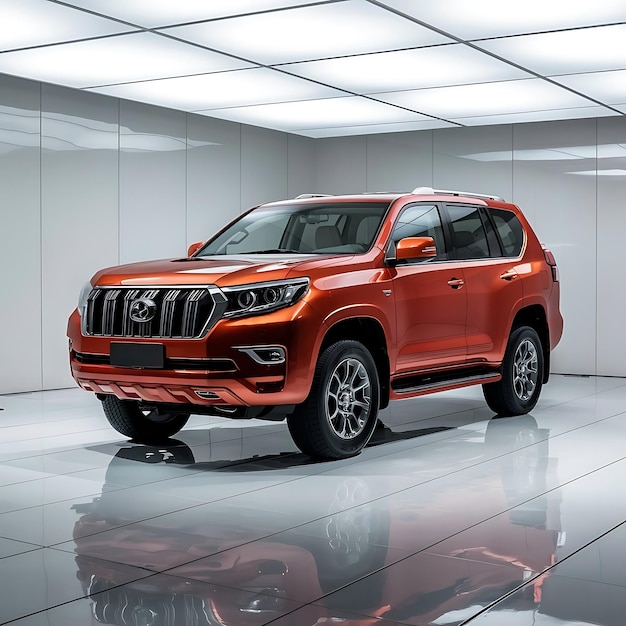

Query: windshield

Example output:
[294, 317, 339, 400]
[197, 202, 390, 256]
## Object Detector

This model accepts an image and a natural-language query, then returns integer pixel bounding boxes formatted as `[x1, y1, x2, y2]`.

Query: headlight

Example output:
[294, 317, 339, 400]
[222, 278, 309, 319]
[77, 281, 93, 317]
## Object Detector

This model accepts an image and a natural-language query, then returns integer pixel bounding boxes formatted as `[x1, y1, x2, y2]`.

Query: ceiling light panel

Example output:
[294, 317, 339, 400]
[196, 97, 434, 132]
[478, 25, 626, 76]
[164, 0, 451, 65]
[0, 0, 133, 52]
[0, 33, 252, 89]
[300, 119, 457, 138]
[554, 70, 626, 105]
[451, 106, 616, 127]
[284, 44, 529, 94]
[377, 0, 626, 39]
[374, 79, 597, 119]
[60, 0, 323, 28]
[89, 69, 343, 111]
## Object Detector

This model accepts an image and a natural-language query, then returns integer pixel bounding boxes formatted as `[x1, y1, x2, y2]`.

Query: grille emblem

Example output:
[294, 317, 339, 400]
[129, 298, 157, 323]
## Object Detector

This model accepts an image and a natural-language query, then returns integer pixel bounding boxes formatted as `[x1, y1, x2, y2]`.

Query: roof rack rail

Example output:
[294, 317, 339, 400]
[411, 186, 505, 202]
[294, 193, 333, 199]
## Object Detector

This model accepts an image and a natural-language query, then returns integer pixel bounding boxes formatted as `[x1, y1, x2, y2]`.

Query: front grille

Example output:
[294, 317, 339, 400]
[84, 286, 226, 339]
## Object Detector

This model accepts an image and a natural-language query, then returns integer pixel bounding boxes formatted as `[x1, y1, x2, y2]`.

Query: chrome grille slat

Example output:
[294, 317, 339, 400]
[84, 286, 221, 339]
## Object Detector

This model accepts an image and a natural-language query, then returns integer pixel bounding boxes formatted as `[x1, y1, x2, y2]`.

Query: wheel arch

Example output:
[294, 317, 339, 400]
[511, 304, 550, 383]
[320, 317, 390, 409]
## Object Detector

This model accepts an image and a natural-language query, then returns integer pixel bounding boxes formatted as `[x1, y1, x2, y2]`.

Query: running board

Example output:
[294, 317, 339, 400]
[392, 369, 501, 395]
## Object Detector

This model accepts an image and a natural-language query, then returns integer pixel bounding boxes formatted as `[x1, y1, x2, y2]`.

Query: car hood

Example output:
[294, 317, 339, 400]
[90, 254, 340, 288]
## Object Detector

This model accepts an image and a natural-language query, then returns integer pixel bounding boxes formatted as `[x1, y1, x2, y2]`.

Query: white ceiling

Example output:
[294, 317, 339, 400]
[1, 0, 625, 137]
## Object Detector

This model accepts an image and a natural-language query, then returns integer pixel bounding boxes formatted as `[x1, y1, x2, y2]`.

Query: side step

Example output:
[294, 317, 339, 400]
[392, 367, 501, 395]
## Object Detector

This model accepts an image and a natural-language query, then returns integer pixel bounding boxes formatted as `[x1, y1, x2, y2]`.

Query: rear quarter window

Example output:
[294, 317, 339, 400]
[490, 209, 524, 257]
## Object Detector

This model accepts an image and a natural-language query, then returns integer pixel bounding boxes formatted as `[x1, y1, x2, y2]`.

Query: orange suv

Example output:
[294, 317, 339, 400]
[67, 187, 562, 459]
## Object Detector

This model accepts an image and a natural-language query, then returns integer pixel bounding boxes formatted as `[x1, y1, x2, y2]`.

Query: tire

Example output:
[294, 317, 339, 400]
[101, 396, 190, 442]
[287, 340, 380, 460]
[483, 326, 544, 416]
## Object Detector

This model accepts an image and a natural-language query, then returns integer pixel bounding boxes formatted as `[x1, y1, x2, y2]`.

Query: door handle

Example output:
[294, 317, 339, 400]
[499, 269, 518, 281]
[447, 278, 464, 289]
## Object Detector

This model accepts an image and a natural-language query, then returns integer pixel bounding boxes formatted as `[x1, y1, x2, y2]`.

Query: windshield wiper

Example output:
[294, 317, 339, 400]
[247, 248, 305, 254]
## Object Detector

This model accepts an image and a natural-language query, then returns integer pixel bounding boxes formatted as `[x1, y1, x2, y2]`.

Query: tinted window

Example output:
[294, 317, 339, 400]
[391, 204, 446, 261]
[447, 205, 490, 260]
[491, 208, 524, 257]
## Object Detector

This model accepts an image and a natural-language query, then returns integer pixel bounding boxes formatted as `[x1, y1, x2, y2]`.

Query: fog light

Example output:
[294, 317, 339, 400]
[237, 346, 286, 365]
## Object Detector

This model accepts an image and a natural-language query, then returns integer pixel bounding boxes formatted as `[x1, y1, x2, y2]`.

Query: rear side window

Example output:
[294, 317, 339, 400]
[446, 205, 490, 259]
[490, 209, 524, 257]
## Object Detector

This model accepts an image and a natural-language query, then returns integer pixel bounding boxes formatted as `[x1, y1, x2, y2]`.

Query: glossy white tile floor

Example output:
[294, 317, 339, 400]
[1, 375, 626, 625]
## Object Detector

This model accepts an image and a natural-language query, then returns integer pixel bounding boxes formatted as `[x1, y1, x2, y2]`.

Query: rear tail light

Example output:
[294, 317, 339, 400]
[542, 247, 559, 282]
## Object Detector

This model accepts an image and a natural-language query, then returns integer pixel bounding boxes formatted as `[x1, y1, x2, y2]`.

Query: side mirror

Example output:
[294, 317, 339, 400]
[187, 241, 204, 257]
[396, 236, 437, 261]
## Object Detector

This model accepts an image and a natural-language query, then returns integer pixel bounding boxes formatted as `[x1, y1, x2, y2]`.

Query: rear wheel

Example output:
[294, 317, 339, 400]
[287, 340, 379, 460]
[483, 326, 544, 416]
[101, 396, 190, 442]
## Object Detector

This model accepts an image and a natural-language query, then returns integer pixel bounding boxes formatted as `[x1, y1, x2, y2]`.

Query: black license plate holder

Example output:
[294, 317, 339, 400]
[110, 342, 165, 369]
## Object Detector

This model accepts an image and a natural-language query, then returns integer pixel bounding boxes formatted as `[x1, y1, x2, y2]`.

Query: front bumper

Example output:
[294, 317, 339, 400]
[67, 301, 324, 408]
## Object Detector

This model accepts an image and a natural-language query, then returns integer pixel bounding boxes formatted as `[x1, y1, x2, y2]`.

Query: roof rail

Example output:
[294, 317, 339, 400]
[294, 193, 333, 199]
[411, 186, 505, 202]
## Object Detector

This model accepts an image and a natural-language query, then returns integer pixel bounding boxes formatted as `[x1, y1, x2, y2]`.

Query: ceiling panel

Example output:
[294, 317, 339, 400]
[0, 0, 133, 52]
[163, 0, 451, 65]
[0, 33, 252, 88]
[377, 0, 626, 39]
[373, 79, 597, 119]
[478, 25, 626, 76]
[89, 68, 344, 111]
[60, 0, 324, 28]
[450, 106, 617, 127]
[553, 70, 626, 105]
[299, 119, 456, 138]
[196, 97, 435, 132]
[282, 44, 530, 93]
[0, 0, 624, 137]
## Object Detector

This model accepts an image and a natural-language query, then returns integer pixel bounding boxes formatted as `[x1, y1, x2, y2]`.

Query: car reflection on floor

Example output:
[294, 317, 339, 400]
[70, 416, 562, 626]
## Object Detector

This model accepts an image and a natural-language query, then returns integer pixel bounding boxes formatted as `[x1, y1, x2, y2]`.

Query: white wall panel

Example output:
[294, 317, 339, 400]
[0, 75, 41, 394]
[596, 117, 626, 376]
[366, 131, 433, 193]
[240, 125, 288, 210]
[287, 134, 315, 198]
[41, 85, 119, 389]
[433, 125, 513, 201]
[119, 101, 186, 263]
[313, 136, 367, 194]
[512, 120, 597, 375]
[186, 114, 241, 247]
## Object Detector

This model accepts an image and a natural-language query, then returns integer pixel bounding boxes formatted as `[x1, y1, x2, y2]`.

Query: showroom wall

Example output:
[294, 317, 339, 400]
[0, 73, 315, 393]
[1, 71, 625, 394]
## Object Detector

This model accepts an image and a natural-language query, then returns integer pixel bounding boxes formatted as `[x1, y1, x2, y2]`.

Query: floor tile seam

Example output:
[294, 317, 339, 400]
[1, 408, 623, 518]
[0, 424, 132, 446]
[458, 518, 626, 625]
[0, 536, 43, 548]
[41, 471, 321, 548]
[277, 456, 626, 611]
[266, 602, 416, 626]
[33, 460, 626, 619]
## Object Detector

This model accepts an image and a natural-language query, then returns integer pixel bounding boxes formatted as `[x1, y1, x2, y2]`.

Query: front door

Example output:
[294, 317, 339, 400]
[390, 203, 467, 374]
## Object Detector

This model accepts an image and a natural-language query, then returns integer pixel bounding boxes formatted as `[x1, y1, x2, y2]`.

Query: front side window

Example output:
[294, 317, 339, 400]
[198, 202, 389, 256]
[390, 204, 446, 262]
[447, 205, 490, 260]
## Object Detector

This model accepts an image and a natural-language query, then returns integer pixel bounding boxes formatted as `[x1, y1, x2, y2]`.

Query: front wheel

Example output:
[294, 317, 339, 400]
[287, 340, 380, 460]
[483, 326, 544, 416]
[101, 396, 190, 442]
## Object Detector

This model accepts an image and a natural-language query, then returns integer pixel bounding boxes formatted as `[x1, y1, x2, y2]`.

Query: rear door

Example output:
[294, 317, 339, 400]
[444, 203, 524, 364]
